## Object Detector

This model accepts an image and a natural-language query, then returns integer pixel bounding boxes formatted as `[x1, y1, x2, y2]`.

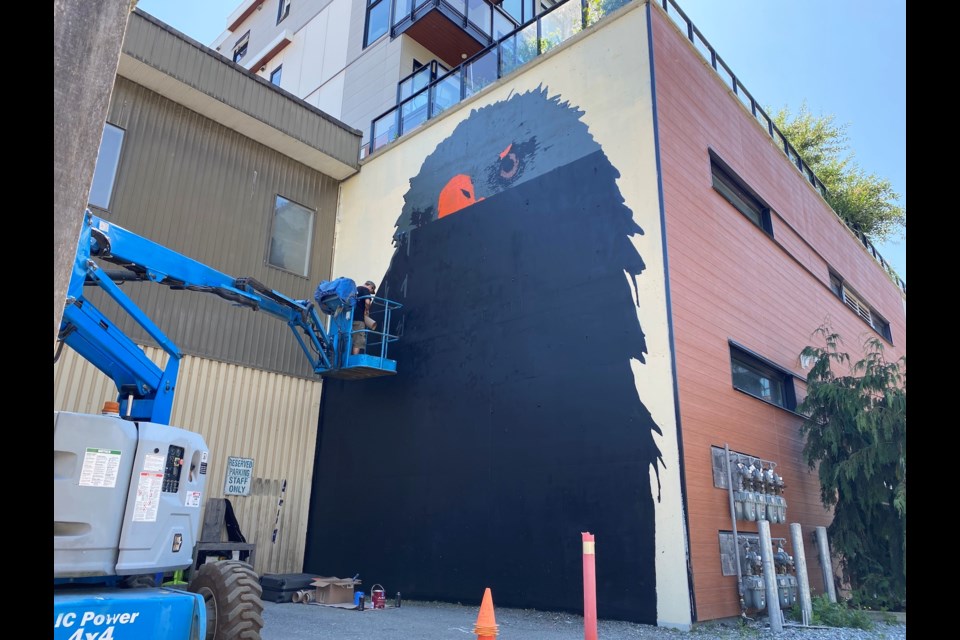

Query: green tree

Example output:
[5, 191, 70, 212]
[797, 327, 906, 610]
[772, 103, 905, 244]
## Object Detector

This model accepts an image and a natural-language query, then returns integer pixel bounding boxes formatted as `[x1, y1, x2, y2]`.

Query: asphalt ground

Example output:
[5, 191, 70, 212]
[260, 598, 656, 640]
[259, 599, 907, 639]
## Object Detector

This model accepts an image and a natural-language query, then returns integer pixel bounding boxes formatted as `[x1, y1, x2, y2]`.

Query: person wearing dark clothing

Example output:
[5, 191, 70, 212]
[352, 280, 376, 354]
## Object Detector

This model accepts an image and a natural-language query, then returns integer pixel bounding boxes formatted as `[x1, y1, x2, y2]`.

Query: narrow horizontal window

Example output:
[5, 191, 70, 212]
[710, 153, 773, 236]
[730, 344, 796, 411]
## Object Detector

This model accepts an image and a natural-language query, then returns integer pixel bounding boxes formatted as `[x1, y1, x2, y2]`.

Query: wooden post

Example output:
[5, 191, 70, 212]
[790, 523, 812, 625]
[758, 521, 783, 633]
[814, 526, 837, 603]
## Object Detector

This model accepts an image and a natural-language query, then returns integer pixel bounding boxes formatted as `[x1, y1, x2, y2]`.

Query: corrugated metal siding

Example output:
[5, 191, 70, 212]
[95, 76, 338, 379]
[53, 345, 321, 576]
[124, 10, 361, 168]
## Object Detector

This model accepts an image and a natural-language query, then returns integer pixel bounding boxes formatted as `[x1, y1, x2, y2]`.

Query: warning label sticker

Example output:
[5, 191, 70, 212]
[78, 448, 122, 488]
[132, 472, 163, 522]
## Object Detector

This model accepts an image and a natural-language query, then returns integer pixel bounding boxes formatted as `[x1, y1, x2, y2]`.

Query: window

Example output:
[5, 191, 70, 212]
[88, 123, 125, 210]
[729, 343, 796, 411]
[268, 195, 315, 277]
[277, 0, 291, 24]
[364, 0, 389, 47]
[270, 65, 283, 86]
[710, 152, 773, 235]
[233, 31, 250, 63]
[829, 272, 893, 341]
[500, 0, 527, 24]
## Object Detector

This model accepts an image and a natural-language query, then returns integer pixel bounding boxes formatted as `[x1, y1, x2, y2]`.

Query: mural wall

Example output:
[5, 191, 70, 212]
[306, 5, 690, 626]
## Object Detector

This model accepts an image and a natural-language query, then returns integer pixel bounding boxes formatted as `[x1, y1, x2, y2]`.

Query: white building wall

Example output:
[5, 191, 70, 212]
[345, 0, 372, 62]
[321, 0, 353, 81]
[400, 37, 447, 74]
[305, 71, 347, 119]
[258, 38, 297, 87]
[218, 0, 334, 56]
[340, 35, 407, 145]
[222, 0, 373, 133]
[218, 0, 453, 152]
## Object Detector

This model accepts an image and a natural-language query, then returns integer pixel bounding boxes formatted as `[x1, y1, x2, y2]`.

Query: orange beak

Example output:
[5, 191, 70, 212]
[438, 174, 484, 218]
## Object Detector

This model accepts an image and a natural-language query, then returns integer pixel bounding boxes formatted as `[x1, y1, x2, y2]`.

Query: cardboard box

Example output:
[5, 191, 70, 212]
[311, 576, 360, 605]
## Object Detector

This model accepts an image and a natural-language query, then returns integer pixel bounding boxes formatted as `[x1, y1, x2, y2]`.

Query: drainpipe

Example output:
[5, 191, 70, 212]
[724, 445, 746, 615]
[789, 523, 812, 626]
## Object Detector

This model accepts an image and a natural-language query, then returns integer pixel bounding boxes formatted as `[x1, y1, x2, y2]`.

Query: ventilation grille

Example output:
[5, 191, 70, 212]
[842, 288, 874, 327]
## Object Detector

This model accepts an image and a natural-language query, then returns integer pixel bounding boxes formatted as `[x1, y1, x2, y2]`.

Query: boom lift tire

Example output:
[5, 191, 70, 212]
[188, 560, 264, 640]
[121, 574, 158, 589]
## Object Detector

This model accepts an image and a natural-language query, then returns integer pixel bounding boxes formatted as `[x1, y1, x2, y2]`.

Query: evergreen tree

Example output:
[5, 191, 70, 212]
[773, 104, 905, 245]
[798, 327, 906, 609]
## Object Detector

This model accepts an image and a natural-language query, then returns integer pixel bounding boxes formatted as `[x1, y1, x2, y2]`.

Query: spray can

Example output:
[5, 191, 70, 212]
[396, 592, 401, 608]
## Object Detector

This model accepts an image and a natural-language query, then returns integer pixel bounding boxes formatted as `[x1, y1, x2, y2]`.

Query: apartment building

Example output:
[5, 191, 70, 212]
[211, 0, 562, 153]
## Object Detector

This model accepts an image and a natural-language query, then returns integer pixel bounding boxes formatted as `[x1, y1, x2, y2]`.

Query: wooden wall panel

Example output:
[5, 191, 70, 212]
[650, 1, 905, 621]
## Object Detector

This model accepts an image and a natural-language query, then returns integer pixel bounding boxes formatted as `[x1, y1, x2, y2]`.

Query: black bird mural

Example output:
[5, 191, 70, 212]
[305, 87, 667, 624]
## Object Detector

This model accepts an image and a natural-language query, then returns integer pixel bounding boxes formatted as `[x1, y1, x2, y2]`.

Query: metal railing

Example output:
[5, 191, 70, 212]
[391, 0, 531, 44]
[347, 293, 402, 364]
[658, 0, 905, 294]
[363, 0, 630, 158]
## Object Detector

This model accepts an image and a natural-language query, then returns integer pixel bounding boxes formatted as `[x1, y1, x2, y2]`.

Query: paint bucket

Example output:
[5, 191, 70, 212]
[371, 584, 386, 609]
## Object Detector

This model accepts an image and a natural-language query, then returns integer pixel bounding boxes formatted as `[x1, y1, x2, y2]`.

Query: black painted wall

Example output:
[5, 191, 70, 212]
[306, 89, 666, 623]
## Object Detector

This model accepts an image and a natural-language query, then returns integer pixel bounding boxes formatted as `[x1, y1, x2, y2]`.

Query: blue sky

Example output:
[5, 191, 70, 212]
[136, 0, 906, 281]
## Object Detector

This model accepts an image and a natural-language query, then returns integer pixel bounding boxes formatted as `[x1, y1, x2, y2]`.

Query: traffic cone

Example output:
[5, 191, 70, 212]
[473, 588, 498, 639]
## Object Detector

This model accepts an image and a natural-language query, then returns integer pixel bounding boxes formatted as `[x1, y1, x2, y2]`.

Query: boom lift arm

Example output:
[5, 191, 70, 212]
[58, 210, 398, 423]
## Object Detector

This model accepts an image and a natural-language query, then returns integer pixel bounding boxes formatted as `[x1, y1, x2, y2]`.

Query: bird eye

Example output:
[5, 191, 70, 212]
[499, 143, 520, 180]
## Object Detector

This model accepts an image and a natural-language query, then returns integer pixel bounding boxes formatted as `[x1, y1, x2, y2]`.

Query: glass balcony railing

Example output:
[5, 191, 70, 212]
[398, 61, 446, 102]
[391, 0, 527, 42]
[366, 0, 630, 157]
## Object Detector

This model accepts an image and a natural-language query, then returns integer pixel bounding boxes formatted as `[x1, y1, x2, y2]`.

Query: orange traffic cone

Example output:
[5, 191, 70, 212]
[473, 588, 499, 639]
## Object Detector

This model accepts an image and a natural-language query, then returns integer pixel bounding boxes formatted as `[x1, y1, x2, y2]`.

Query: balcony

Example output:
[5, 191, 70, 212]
[243, 30, 293, 72]
[390, 0, 533, 68]
[367, 0, 621, 157]
[227, 0, 263, 33]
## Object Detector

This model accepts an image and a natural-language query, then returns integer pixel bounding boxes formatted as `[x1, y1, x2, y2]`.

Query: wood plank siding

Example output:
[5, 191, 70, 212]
[648, 1, 906, 621]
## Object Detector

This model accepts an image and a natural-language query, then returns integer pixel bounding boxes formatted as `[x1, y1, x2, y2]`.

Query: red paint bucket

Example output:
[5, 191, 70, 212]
[371, 584, 386, 609]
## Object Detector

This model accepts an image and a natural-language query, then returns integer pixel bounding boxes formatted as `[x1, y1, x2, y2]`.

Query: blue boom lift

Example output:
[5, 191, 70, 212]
[54, 210, 400, 639]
